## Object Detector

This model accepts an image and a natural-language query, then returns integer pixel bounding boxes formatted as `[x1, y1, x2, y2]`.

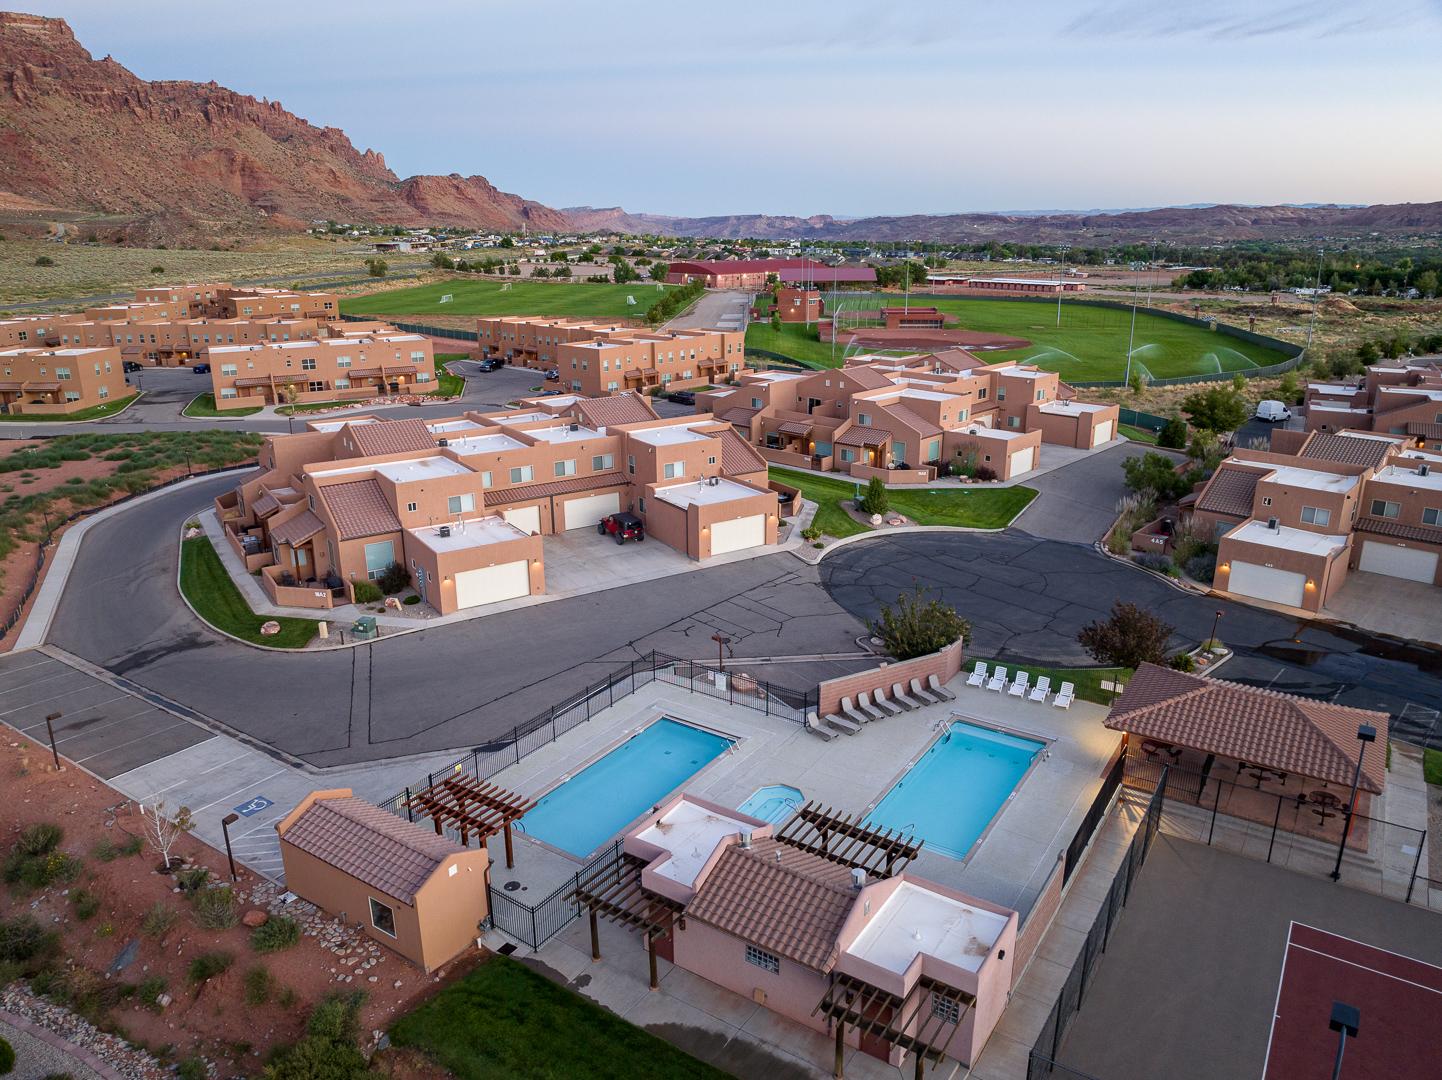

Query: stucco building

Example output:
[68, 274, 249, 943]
[664, 260, 877, 290]
[206, 333, 436, 409]
[1304, 357, 1442, 445]
[0, 345, 128, 415]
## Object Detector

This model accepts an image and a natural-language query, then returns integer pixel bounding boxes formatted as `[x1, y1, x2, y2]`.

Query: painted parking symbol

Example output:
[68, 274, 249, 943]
[233, 796, 273, 817]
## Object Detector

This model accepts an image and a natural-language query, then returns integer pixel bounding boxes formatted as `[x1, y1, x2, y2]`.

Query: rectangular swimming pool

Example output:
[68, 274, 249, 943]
[865, 721, 1044, 860]
[517, 718, 732, 858]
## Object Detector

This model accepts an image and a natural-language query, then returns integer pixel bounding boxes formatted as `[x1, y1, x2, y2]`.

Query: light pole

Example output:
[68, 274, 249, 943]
[44, 711, 62, 772]
[1330, 723, 1377, 881]
[1329, 1002, 1359, 1080]
[1208, 609, 1223, 651]
[1305, 247, 1325, 358]
[711, 632, 732, 671]
[1055, 244, 1071, 327]
[221, 813, 240, 882]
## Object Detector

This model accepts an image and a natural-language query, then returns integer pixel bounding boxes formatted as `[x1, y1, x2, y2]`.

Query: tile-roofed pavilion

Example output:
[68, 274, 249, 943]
[319, 478, 403, 539]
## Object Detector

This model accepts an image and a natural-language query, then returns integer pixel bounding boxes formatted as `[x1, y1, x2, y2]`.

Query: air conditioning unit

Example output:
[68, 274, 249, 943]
[1267, 517, 1279, 531]
[438, 438, 449, 447]
[439, 525, 451, 538]
[569, 423, 580, 432]
[1421, 463, 1431, 477]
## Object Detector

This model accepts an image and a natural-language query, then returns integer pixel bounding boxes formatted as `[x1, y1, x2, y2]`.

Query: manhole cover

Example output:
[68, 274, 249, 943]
[502, 880, 522, 892]
[498, 943, 518, 955]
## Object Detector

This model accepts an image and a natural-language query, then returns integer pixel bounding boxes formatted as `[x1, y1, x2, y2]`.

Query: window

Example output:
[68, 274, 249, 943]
[219, 363, 239, 377]
[751, 397, 764, 409]
[406, 502, 418, 513]
[64, 391, 80, 403]
[336, 356, 352, 368]
[335, 379, 350, 390]
[98, 386, 109, 399]
[363, 540, 395, 580]
[307, 381, 324, 393]
[554, 459, 577, 477]
[627, 455, 635, 475]
[301, 358, 317, 371]
[447, 493, 476, 514]
[1371, 499, 1401, 519]
[1300, 506, 1331, 527]
[1261, 497, 1272, 507]
[707, 455, 716, 465]
[663, 462, 683, 479]
[840, 447, 856, 463]
[1036, 389, 1046, 401]
[997, 386, 1007, 401]
[931, 996, 961, 1025]
[510, 465, 534, 484]
[857, 413, 871, 426]
[368, 898, 396, 938]
[745, 944, 780, 974]
[1424, 508, 1440, 526]
[480, 471, 493, 488]
[593, 453, 614, 471]
[219, 388, 238, 399]
[1007, 415, 1019, 428]
[638, 496, 646, 513]
[56, 367, 71, 381]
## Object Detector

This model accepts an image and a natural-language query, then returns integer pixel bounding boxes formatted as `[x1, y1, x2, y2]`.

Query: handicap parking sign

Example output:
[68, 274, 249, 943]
[233, 795, 274, 818]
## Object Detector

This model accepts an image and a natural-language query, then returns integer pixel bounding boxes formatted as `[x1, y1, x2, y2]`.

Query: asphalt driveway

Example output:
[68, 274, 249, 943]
[1012, 439, 1176, 542]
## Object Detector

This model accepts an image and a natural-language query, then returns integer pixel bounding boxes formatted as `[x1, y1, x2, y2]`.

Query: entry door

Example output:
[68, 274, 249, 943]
[1358, 540, 1439, 583]
[1228, 561, 1306, 607]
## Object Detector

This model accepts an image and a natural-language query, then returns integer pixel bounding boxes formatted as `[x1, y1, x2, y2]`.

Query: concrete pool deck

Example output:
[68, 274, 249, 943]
[481, 674, 1122, 920]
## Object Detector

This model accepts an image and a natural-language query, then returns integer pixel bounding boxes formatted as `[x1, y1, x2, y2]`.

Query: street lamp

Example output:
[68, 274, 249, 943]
[711, 632, 732, 671]
[1208, 609, 1224, 651]
[221, 813, 240, 882]
[44, 711, 62, 772]
[1329, 1001, 1359, 1080]
[1330, 724, 1377, 881]
[1055, 244, 1071, 327]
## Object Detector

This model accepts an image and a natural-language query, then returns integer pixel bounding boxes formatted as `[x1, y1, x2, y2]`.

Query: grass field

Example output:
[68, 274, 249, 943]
[1118, 423, 1160, 444]
[968, 658, 1130, 706]
[179, 537, 317, 648]
[183, 393, 262, 418]
[771, 467, 1035, 538]
[749, 296, 1293, 381]
[341, 279, 674, 319]
[0, 393, 141, 423]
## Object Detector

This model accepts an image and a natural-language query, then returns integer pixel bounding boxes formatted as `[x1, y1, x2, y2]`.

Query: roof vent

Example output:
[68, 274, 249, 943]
[1421, 462, 1431, 477]
[738, 830, 752, 849]
[438, 525, 451, 538]
[1267, 517, 1279, 531]
[438, 438, 449, 447]
[569, 423, 580, 432]
[851, 867, 867, 891]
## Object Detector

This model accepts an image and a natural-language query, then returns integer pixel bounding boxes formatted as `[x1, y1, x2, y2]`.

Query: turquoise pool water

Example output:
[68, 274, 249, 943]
[737, 784, 804, 824]
[518, 719, 732, 857]
[866, 722, 1044, 860]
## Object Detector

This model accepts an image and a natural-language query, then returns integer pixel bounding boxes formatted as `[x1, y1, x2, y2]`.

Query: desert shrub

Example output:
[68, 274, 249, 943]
[1170, 652, 1197, 672]
[176, 1059, 206, 1080]
[177, 867, 211, 894]
[0, 1035, 13, 1075]
[402, 594, 420, 606]
[140, 903, 177, 938]
[857, 476, 889, 515]
[187, 951, 233, 984]
[1185, 552, 1218, 584]
[870, 586, 970, 660]
[0, 916, 58, 968]
[350, 580, 381, 604]
[192, 886, 238, 930]
[137, 975, 167, 1010]
[4, 846, 81, 890]
[244, 966, 273, 1006]
[376, 562, 411, 595]
[974, 465, 997, 482]
[304, 992, 364, 1044]
[34, 255, 54, 267]
[70, 889, 101, 921]
[1134, 552, 1174, 574]
[250, 916, 300, 954]
[17, 824, 62, 857]
[800, 526, 821, 542]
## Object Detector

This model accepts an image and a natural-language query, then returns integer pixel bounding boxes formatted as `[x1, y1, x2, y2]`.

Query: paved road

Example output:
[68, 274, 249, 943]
[667, 289, 750, 331]
[1013, 441, 1168, 542]
[819, 531, 1442, 744]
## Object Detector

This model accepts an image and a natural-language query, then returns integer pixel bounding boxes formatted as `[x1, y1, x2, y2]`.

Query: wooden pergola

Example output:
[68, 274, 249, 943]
[573, 851, 682, 990]
[774, 801, 922, 879]
[815, 972, 975, 1079]
[405, 774, 535, 869]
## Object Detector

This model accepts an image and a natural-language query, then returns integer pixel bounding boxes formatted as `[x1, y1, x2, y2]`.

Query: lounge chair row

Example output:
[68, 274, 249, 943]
[965, 663, 1074, 709]
[806, 676, 957, 739]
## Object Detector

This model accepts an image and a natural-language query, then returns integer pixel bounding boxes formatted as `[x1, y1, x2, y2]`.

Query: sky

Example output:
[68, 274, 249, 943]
[32, 0, 1442, 218]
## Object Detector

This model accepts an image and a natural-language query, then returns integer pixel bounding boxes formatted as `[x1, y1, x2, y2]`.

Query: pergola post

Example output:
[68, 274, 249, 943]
[834, 1020, 846, 1078]
[647, 930, 659, 990]
[503, 821, 515, 869]
[913, 1051, 924, 1080]
[589, 906, 601, 961]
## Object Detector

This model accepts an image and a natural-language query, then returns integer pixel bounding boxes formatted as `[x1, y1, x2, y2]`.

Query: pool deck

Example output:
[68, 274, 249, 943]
[482, 674, 1121, 919]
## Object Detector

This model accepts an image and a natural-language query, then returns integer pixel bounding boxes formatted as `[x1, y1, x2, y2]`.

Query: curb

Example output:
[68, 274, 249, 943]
[0, 390, 144, 427]
[790, 494, 1038, 566]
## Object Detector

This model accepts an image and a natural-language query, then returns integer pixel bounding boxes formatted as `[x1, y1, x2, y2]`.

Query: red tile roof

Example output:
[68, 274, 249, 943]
[575, 393, 657, 429]
[1407, 421, 1442, 440]
[483, 471, 625, 507]
[716, 427, 767, 474]
[269, 509, 325, 547]
[836, 424, 892, 447]
[687, 838, 856, 970]
[280, 796, 461, 905]
[776, 419, 814, 436]
[1105, 663, 1388, 792]
[346, 418, 435, 457]
[1353, 515, 1442, 545]
[319, 479, 402, 540]
[251, 491, 281, 518]
[718, 406, 759, 427]
[1195, 462, 1266, 517]
[1299, 433, 1396, 470]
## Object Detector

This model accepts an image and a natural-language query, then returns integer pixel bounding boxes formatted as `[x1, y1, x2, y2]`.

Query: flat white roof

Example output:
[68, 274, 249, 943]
[1308, 383, 1362, 394]
[1378, 387, 1442, 401]
[749, 370, 806, 382]
[1038, 400, 1109, 414]
[525, 424, 603, 444]
[896, 388, 955, 403]
[654, 477, 763, 508]
[847, 881, 1008, 975]
[407, 517, 528, 552]
[1230, 520, 1348, 556]
[1260, 465, 1358, 494]
[951, 424, 1027, 440]
[445, 433, 526, 455]
[428, 420, 486, 434]
[1307, 402, 1369, 413]
[209, 334, 423, 354]
[1002, 368, 1050, 380]
[628, 425, 710, 446]
[1400, 449, 1442, 465]
[635, 800, 754, 888]
[1373, 465, 1442, 491]
[311, 456, 472, 483]
[496, 412, 553, 424]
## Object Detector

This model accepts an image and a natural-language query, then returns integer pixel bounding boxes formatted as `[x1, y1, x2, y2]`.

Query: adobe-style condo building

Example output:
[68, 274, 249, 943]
[215, 395, 777, 613]
[206, 333, 437, 410]
[0, 345, 128, 415]
[1304, 357, 1442, 445]
[696, 351, 1119, 481]
[1189, 428, 1442, 610]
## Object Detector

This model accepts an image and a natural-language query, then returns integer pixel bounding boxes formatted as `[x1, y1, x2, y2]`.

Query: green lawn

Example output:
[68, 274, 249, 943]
[0, 393, 141, 422]
[968, 658, 1130, 705]
[390, 956, 728, 1080]
[1424, 748, 1442, 786]
[1118, 423, 1159, 444]
[748, 296, 1292, 381]
[341, 280, 674, 319]
[183, 393, 263, 418]
[179, 537, 318, 648]
[771, 467, 1036, 539]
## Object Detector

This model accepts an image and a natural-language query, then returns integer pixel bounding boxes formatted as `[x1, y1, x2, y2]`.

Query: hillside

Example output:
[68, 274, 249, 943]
[0, 12, 567, 241]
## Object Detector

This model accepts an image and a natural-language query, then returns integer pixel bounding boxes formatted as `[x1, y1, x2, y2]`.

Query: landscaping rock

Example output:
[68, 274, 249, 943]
[241, 909, 269, 928]
[259, 620, 281, 636]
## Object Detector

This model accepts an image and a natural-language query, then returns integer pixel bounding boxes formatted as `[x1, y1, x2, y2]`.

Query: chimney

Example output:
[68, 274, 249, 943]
[851, 867, 867, 891]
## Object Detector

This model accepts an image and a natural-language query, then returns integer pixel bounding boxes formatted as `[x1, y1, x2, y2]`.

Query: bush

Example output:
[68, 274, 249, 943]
[244, 966, 273, 1006]
[1170, 651, 1197, 672]
[187, 951, 233, 984]
[857, 476, 890, 516]
[176, 1059, 206, 1080]
[0, 916, 58, 966]
[137, 975, 167, 1010]
[177, 867, 211, 894]
[870, 586, 970, 661]
[350, 580, 382, 604]
[140, 903, 177, 938]
[0, 1035, 12, 1075]
[974, 465, 997, 482]
[800, 526, 821, 542]
[250, 916, 300, 954]
[34, 255, 54, 267]
[3, 846, 81, 890]
[375, 562, 411, 596]
[402, 594, 420, 606]
[1157, 417, 1188, 449]
[192, 886, 238, 930]
[1185, 552, 1218, 584]
[17, 824, 62, 857]
[70, 889, 100, 921]
[1134, 552, 1173, 574]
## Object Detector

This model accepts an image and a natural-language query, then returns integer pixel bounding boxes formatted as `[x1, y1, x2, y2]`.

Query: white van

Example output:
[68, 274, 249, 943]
[1255, 400, 1292, 423]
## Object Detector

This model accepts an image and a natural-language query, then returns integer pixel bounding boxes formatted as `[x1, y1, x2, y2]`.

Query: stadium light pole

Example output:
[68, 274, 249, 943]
[1055, 244, 1071, 327]
[1329, 1002, 1359, 1080]
[1305, 247, 1325, 357]
[1124, 273, 1141, 388]
[1330, 723, 1376, 881]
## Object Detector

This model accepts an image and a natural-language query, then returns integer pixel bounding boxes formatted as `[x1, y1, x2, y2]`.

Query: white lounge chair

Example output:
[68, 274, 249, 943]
[840, 696, 871, 726]
[1054, 682, 1075, 709]
[805, 713, 839, 740]
[986, 666, 1008, 692]
[1008, 671, 1030, 698]
[909, 678, 941, 705]
[891, 682, 923, 710]
[928, 674, 957, 701]
[966, 662, 988, 688]
[872, 687, 905, 716]
[857, 691, 888, 721]
[1029, 676, 1052, 703]
[822, 713, 860, 736]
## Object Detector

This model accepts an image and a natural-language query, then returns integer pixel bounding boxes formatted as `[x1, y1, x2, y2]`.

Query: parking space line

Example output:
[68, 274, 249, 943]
[0, 668, 93, 699]
[52, 704, 171, 747]
[72, 719, 200, 766]
[14, 692, 141, 733]
[0, 655, 63, 680]
[188, 769, 290, 817]
[127, 748, 262, 800]
[1, 685, 131, 718]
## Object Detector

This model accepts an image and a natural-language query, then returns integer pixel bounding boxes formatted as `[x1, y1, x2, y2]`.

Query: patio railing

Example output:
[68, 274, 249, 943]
[486, 841, 623, 950]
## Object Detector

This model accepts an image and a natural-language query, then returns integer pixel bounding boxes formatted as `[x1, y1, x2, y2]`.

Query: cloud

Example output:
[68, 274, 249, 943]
[1065, 0, 1425, 40]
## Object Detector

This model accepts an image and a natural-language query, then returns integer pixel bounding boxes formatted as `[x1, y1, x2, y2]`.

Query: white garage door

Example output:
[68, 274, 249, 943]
[710, 515, 766, 556]
[454, 561, 530, 609]
[562, 492, 621, 531]
[1359, 540, 1439, 583]
[1091, 420, 1116, 447]
[501, 505, 542, 534]
[1008, 446, 1036, 476]
[1228, 561, 1306, 607]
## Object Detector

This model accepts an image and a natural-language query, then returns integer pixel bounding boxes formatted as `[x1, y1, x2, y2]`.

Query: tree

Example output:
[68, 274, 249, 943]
[869, 586, 970, 661]
[141, 799, 194, 871]
[1415, 270, 1439, 298]
[1276, 371, 1300, 404]
[498, 236, 514, 248]
[1356, 340, 1379, 365]
[1077, 601, 1174, 670]
[1122, 451, 1188, 500]
[1180, 386, 1248, 433]
[1156, 417, 1188, 450]
[430, 253, 454, 270]
[1231, 373, 1246, 393]
[364, 257, 388, 278]
[648, 262, 669, 282]
[1128, 370, 1145, 395]
[858, 476, 889, 515]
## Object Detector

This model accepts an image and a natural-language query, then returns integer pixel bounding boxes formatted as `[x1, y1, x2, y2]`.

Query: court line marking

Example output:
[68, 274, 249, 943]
[1260, 922, 1295, 1079]
[1292, 920, 1442, 979]
[1288, 943, 1442, 996]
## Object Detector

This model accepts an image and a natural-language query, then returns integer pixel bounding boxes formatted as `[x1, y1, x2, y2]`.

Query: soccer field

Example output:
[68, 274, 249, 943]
[340, 280, 675, 319]
[749, 296, 1293, 382]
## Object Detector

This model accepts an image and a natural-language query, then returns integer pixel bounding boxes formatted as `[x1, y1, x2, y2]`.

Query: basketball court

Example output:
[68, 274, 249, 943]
[1263, 922, 1442, 1079]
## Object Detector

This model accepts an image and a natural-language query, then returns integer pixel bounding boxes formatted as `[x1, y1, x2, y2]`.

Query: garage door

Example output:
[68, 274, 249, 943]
[710, 515, 766, 556]
[1359, 540, 1439, 583]
[1008, 446, 1036, 476]
[454, 561, 530, 609]
[1091, 420, 1116, 447]
[562, 492, 620, 531]
[501, 505, 542, 534]
[1228, 561, 1305, 607]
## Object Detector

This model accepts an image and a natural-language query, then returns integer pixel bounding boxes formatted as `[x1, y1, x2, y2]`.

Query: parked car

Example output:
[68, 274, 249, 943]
[122, 360, 143, 373]
[544, 369, 560, 382]
[477, 359, 500, 372]
[668, 390, 696, 406]
[598, 512, 645, 544]
[1255, 400, 1292, 422]
[192, 362, 210, 374]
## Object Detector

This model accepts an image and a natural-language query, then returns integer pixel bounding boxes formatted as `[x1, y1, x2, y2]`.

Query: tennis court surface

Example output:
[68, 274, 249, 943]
[1264, 923, 1442, 1079]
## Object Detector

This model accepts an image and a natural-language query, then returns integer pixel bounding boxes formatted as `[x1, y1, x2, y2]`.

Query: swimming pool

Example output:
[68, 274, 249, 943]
[865, 721, 1044, 860]
[737, 784, 804, 825]
[517, 718, 732, 857]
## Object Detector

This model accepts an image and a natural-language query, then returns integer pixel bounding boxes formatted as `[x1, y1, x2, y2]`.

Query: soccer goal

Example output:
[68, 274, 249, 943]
[438, 293, 453, 304]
